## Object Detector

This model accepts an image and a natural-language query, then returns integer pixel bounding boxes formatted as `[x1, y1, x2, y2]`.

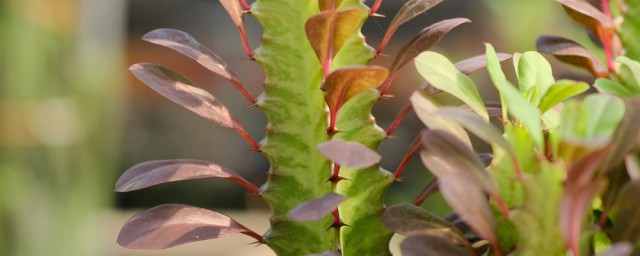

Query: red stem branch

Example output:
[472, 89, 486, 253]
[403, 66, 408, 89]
[394, 135, 422, 179]
[386, 102, 413, 136]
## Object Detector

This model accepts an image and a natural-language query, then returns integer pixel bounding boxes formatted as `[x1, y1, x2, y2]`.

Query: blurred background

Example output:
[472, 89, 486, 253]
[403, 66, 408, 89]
[0, 0, 598, 255]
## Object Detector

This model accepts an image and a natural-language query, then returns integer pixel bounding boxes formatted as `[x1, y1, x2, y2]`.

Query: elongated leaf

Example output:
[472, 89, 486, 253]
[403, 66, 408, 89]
[383, 204, 468, 245]
[555, 0, 614, 35]
[287, 192, 346, 222]
[129, 63, 238, 128]
[454, 53, 512, 75]
[142, 29, 240, 82]
[378, 0, 444, 53]
[595, 78, 634, 97]
[306, 9, 363, 66]
[317, 139, 381, 169]
[420, 130, 498, 244]
[323, 65, 388, 114]
[219, 0, 247, 37]
[410, 91, 472, 147]
[536, 35, 608, 77]
[435, 107, 514, 155]
[485, 43, 544, 150]
[118, 204, 255, 249]
[538, 80, 590, 113]
[612, 179, 640, 244]
[414, 51, 489, 121]
[401, 234, 471, 256]
[390, 18, 471, 73]
[517, 51, 555, 105]
[115, 159, 257, 193]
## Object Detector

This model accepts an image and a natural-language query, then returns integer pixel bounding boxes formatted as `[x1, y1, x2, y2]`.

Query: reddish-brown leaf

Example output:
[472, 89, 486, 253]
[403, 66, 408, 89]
[115, 159, 258, 193]
[377, 0, 444, 53]
[390, 18, 471, 73]
[383, 204, 468, 246]
[129, 63, 238, 128]
[401, 234, 471, 256]
[117, 204, 257, 249]
[324, 65, 388, 114]
[305, 9, 363, 67]
[555, 0, 614, 34]
[142, 29, 241, 83]
[317, 139, 381, 169]
[537, 35, 607, 77]
[287, 192, 346, 222]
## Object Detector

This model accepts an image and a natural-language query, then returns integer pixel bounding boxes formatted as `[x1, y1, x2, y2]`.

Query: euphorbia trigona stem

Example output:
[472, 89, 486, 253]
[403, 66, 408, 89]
[393, 135, 422, 179]
[370, 0, 382, 15]
[386, 102, 413, 136]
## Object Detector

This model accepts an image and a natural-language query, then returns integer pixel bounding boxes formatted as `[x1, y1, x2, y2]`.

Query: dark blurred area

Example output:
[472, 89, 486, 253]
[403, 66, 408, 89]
[0, 0, 594, 255]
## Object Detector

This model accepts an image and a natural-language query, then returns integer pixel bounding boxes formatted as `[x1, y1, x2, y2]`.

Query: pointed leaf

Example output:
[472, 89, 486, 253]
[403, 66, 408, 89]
[379, 0, 444, 52]
[117, 204, 255, 249]
[538, 80, 590, 113]
[390, 18, 471, 73]
[454, 53, 512, 75]
[595, 78, 634, 97]
[401, 234, 471, 256]
[517, 51, 556, 105]
[616, 56, 640, 92]
[434, 107, 514, 155]
[323, 65, 388, 115]
[555, 0, 614, 35]
[317, 139, 381, 169]
[410, 91, 472, 147]
[485, 43, 544, 150]
[612, 179, 640, 244]
[305, 9, 363, 66]
[115, 159, 257, 193]
[536, 35, 608, 77]
[383, 204, 468, 245]
[287, 192, 346, 222]
[414, 51, 489, 121]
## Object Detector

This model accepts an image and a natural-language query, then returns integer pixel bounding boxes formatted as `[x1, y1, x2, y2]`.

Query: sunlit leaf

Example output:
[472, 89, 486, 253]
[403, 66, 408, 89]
[401, 234, 471, 256]
[317, 139, 381, 169]
[414, 51, 489, 121]
[594, 78, 634, 97]
[556, 94, 624, 147]
[305, 9, 363, 66]
[420, 130, 498, 244]
[118, 204, 256, 249]
[486, 44, 544, 150]
[115, 159, 257, 193]
[383, 204, 468, 246]
[536, 35, 608, 77]
[517, 51, 555, 106]
[435, 107, 514, 155]
[597, 242, 633, 256]
[612, 179, 640, 245]
[410, 91, 472, 147]
[287, 192, 346, 222]
[616, 56, 640, 93]
[323, 65, 388, 115]
[538, 80, 589, 113]
[390, 18, 471, 73]
[377, 0, 444, 53]
[129, 63, 238, 128]
[142, 29, 240, 82]
[555, 0, 614, 35]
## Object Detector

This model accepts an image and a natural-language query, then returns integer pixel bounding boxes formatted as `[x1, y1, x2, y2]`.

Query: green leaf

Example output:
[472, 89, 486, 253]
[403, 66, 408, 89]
[594, 78, 635, 97]
[616, 56, 640, 94]
[517, 51, 555, 106]
[619, 0, 640, 60]
[410, 91, 472, 147]
[414, 51, 489, 121]
[538, 80, 590, 113]
[485, 43, 544, 150]
[557, 94, 624, 146]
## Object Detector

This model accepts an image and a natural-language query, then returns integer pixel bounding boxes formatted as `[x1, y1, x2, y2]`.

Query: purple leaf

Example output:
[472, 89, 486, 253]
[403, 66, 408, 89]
[390, 18, 471, 74]
[401, 234, 471, 256]
[377, 0, 444, 54]
[287, 192, 346, 222]
[382, 204, 468, 246]
[317, 139, 382, 169]
[115, 159, 258, 193]
[129, 63, 238, 128]
[454, 53, 512, 75]
[537, 35, 607, 77]
[117, 204, 259, 249]
[555, 0, 613, 35]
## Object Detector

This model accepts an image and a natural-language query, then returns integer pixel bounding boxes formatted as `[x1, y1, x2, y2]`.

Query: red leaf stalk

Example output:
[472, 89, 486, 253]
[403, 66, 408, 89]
[230, 80, 257, 104]
[375, 28, 396, 56]
[393, 135, 422, 179]
[386, 102, 412, 136]
[240, 0, 251, 11]
[233, 125, 261, 151]
[370, 0, 382, 15]
[379, 72, 397, 96]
